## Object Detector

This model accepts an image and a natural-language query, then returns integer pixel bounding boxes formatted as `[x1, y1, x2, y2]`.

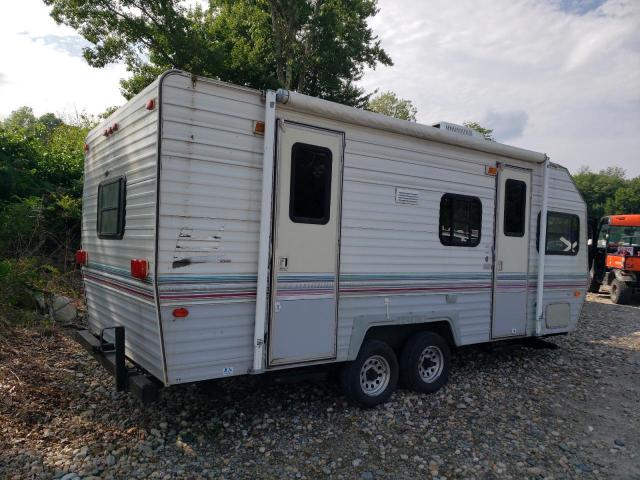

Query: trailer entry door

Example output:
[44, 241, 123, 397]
[268, 122, 344, 366]
[492, 166, 532, 338]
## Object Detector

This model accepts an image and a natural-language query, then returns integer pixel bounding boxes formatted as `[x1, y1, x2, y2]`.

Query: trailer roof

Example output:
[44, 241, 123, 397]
[277, 89, 548, 165]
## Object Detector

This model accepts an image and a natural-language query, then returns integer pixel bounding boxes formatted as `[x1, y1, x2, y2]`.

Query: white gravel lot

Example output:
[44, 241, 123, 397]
[1, 295, 639, 480]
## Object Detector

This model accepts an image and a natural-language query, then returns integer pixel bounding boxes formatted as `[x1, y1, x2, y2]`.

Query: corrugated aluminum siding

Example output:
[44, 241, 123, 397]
[82, 79, 164, 381]
[338, 125, 497, 351]
[157, 73, 265, 384]
[150, 73, 586, 384]
[525, 164, 588, 334]
[275, 107, 500, 354]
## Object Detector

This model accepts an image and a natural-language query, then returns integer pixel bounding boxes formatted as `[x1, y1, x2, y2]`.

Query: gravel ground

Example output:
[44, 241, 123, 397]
[1, 295, 639, 480]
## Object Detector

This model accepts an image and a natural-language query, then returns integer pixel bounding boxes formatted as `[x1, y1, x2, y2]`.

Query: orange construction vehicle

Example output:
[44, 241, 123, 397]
[589, 214, 640, 304]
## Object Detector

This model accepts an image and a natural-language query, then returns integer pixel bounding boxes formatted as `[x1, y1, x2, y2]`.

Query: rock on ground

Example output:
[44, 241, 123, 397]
[0, 294, 638, 479]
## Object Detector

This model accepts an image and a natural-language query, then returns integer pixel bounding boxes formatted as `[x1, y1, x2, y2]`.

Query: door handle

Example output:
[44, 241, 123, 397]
[496, 260, 503, 271]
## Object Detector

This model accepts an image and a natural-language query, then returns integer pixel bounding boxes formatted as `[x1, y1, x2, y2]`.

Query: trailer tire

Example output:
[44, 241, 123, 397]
[400, 332, 450, 394]
[340, 340, 398, 408]
[610, 279, 632, 304]
[588, 266, 601, 293]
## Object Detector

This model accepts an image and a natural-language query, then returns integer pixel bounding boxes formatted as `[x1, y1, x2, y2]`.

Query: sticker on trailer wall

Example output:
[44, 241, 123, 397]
[222, 367, 234, 376]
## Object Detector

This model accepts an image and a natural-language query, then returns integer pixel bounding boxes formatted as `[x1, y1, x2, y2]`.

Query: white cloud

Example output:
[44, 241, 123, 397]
[361, 0, 640, 175]
[0, 0, 127, 118]
[0, 0, 638, 177]
[483, 110, 529, 141]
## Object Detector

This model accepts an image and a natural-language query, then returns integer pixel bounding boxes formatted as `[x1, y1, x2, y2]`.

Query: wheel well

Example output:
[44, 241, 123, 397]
[363, 321, 456, 353]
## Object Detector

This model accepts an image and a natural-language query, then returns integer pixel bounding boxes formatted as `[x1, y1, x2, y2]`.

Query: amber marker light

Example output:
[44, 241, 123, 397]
[254, 121, 265, 134]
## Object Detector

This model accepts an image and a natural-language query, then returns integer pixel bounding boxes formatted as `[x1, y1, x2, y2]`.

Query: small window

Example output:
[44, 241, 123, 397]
[503, 179, 527, 237]
[439, 194, 482, 247]
[289, 143, 332, 225]
[537, 211, 580, 255]
[596, 223, 609, 248]
[97, 176, 126, 239]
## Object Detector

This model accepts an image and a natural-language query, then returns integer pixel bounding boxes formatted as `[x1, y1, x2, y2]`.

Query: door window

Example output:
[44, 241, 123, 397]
[439, 194, 482, 247]
[504, 179, 527, 237]
[289, 143, 332, 225]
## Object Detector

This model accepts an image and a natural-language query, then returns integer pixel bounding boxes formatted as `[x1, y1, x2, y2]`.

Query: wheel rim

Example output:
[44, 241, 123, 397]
[418, 346, 444, 383]
[359, 355, 391, 396]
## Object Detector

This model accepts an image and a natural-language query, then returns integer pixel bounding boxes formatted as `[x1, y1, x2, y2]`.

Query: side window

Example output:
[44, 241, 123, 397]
[537, 211, 580, 255]
[597, 224, 608, 248]
[503, 179, 526, 237]
[97, 176, 126, 239]
[439, 194, 482, 247]
[289, 142, 332, 225]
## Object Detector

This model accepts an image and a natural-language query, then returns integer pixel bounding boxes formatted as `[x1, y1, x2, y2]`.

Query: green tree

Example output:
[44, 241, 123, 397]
[609, 178, 640, 215]
[573, 166, 628, 219]
[366, 91, 417, 121]
[2, 106, 38, 132]
[463, 121, 494, 141]
[2, 107, 64, 143]
[0, 109, 88, 262]
[44, 0, 392, 106]
[98, 105, 121, 119]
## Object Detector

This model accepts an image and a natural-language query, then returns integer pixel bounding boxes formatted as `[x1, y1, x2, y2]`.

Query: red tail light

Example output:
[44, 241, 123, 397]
[146, 99, 155, 110]
[172, 307, 189, 318]
[83, 143, 90, 153]
[75, 249, 88, 266]
[131, 258, 149, 280]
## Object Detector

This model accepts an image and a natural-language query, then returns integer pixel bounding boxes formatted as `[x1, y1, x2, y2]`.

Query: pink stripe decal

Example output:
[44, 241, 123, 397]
[83, 273, 154, 300]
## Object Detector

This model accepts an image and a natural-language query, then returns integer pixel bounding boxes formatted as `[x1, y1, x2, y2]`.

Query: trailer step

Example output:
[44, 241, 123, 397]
[72, 328, 160, 404]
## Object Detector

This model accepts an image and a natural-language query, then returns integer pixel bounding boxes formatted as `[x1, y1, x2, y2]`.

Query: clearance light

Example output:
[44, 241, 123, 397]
[146, 99, 155, 110]
[172, 307, 189, 318]
[574, 290, 581, 297]
[83, 143, 90, 153]
[485, 166, 498, 176]
[130, 258, 149, 280]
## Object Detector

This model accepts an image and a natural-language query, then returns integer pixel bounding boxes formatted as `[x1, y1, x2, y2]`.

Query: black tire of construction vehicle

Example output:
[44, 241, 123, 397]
[610, 278, 632, 304]
[340, 340, 399, 408]
[400, 332, 451, 394]
[588, 266, 601, 293]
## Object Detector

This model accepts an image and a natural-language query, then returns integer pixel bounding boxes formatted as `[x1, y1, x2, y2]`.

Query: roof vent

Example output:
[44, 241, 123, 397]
[395, 188, 419, 206]
[433, 121, 484, 139]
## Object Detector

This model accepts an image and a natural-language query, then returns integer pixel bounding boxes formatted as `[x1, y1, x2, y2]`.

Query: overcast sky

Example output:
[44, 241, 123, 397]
[1, 0, 638, 175]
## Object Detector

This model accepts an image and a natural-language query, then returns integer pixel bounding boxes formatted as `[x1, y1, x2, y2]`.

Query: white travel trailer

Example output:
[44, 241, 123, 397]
[77, 70, 587, 407]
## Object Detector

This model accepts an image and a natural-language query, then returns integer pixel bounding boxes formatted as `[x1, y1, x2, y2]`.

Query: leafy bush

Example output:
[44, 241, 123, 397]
[0, 107, 89, 327]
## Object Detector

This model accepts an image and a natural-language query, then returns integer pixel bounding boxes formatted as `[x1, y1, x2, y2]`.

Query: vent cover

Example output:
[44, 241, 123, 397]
[433, 121, 484, 139]
[395, 187, 419, 206]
